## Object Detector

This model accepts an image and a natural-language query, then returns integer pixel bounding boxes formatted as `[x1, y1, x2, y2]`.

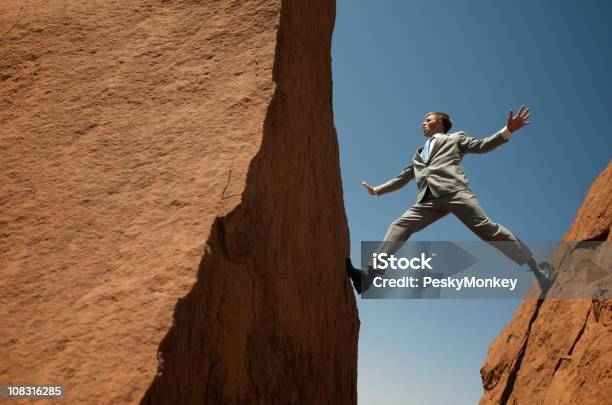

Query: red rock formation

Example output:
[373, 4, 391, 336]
[480, 162, 612, 405]
[0, 1, 358, 404]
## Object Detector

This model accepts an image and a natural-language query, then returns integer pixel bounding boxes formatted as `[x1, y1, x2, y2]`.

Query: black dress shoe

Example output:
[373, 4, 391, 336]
[346, 257, 363, 294]
[532, 261, 557, 291]
[346, 258, 383, 295]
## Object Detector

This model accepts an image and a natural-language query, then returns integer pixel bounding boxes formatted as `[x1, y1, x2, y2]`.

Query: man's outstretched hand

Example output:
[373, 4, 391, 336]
[362, 181, 378, 196]
[506, 105, 532, 133]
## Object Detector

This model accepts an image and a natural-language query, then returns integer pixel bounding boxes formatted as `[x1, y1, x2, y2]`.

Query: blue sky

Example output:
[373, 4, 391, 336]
[332, 0, 611, 403]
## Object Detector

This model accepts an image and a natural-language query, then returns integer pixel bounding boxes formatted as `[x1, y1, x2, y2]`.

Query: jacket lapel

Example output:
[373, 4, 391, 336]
[414, 147, 425, 165]
[427, 135, 448, 162]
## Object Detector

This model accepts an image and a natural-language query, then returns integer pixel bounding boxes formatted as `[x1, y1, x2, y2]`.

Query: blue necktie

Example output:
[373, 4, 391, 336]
[422, 137, 432, 161]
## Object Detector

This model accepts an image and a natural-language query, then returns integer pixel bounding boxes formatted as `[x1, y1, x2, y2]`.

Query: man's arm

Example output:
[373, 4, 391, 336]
[457, 106, 532, 154]
[363, 163, 415, 196]
[456, 129, 509, 154]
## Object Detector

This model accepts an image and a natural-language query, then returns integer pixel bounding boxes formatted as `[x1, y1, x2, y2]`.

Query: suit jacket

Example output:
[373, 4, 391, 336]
[373, 130, 509, 202]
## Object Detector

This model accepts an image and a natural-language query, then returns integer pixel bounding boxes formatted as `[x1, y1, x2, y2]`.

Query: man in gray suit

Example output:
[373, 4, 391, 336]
[347, 107, 556, 293]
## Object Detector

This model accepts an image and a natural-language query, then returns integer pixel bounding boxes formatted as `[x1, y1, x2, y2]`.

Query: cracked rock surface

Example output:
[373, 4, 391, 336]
[480, 162, 612, 405]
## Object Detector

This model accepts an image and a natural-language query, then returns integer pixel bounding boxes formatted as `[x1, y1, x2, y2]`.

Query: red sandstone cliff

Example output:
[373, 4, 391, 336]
[0, 1, 359, 404]
[480, 162, 612, 405]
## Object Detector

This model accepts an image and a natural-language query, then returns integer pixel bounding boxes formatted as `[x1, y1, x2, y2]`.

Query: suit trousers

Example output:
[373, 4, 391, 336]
[375, 188, 534, 266]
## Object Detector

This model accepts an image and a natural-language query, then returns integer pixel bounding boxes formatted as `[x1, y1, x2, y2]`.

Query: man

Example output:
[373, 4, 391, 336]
[347, 106, 556, 294]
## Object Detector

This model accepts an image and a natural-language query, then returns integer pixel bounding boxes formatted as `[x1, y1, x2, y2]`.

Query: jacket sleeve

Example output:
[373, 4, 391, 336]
[373, 163, 415, 195]
[456, 130, 508, 154]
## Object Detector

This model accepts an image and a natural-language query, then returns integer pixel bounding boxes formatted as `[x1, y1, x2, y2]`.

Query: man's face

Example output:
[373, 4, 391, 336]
[422, 114, 444, 137]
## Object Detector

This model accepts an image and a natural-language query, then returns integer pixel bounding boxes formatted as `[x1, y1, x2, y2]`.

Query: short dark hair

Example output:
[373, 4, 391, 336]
[426, 112, 453, 133]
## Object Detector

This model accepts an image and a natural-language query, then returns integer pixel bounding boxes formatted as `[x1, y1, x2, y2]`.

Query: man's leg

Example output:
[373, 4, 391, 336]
[444, 189, 555, 289]
[444, 189, 533, 264]
[348, 193, 448, 294]
[375, 201, 448, 259]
